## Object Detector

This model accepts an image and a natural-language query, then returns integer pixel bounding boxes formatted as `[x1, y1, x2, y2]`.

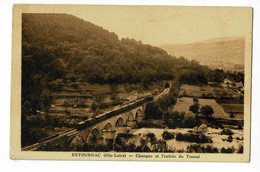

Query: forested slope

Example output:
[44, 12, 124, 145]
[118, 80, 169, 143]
[22, 13, 210, 112]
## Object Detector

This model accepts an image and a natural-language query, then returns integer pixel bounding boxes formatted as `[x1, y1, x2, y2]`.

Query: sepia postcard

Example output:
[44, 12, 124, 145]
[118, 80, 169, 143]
[10, 4, 252, 161]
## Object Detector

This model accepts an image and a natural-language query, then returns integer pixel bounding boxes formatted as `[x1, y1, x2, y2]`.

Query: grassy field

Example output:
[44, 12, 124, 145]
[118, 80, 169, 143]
[220, 104, 244, 114]
[219, 104, 244, 120]
[178, 84, 241, 98]
[173, 97, 230, 119]
[178, 84, 216, 97]
[176, 84, 244, 120]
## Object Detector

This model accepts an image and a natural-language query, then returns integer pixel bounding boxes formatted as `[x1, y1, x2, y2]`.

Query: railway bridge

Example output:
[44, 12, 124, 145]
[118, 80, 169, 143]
[22, 82, 172, 151]
[77, 103, 147, 145]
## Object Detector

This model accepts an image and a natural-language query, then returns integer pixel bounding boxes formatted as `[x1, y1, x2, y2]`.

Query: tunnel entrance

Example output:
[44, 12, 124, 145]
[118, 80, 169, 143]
[164, 83, 170, 88]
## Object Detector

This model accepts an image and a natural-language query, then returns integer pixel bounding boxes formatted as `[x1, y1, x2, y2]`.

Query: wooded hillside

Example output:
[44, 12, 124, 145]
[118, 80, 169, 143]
[22, 13, 211, 112]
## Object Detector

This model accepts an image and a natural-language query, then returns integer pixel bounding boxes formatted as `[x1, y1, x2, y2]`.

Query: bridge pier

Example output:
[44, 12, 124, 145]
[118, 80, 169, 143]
[136, 116, 143, 123]
[128, 120, 137, 128]
[102, 130, 116, 141]
[116, 125, 128, 134]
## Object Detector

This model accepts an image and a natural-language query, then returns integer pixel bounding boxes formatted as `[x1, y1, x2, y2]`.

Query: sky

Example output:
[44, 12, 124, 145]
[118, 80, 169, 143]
[26, 5, 252, 46]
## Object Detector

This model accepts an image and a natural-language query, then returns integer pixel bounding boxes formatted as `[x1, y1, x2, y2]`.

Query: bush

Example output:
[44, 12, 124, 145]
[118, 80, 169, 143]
[87, 143, 113, 152]
[23, 128, 48, 146]
[238, 125, 243, 130]
[237, 145, 244, 153]
[49, 79, 64, 91]
[181, 111, 200, 128]
[137, 120, 165, 128]
[152, 139, 168, 152]
[176, 133, 212, 143]
[91, 102, 98, 111]
[200, 105, 214, 118]
[227, 135, 233, 142]
[162, 131, 175, 140]
[145, 93, 177, 120]
[163, 111, 185, 128]
[157, 94, 177, 110]
[220, 147, 235, 153]
[69, 136, 86, 151]
[221, 128, 234, 135]
[187, 144, 219, 153]
[193, 124, 208, 134]
[144, 102, 163, 119]
[236, 137, 243, 140]
[125, 142, 137, 152]
[193, 97, 199, 103]
[146, 132, 157, 144]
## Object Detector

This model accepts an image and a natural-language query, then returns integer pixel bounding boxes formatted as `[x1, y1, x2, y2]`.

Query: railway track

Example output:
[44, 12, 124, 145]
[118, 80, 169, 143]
[22, 88, 168, 151]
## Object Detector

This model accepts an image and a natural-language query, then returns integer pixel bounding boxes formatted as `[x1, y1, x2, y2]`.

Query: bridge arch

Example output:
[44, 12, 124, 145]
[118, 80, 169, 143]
[136, 109, 144, 118]
[88, 128, 100, 143]
[103, 122, 113, 131]
[115, 117, 124, 127]
[136, 108, 144, 123]
[102, 121, 116, 141]
[127, 112, 134, 121]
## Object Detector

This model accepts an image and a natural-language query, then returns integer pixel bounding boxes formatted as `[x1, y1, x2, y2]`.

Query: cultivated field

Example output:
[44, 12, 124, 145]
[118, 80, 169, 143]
[173, 97, 230, 119]
[176, 84, 244, 120]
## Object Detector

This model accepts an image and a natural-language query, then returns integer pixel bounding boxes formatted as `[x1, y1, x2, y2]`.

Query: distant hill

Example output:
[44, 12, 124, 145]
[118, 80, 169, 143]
[159, 37, 245, 70]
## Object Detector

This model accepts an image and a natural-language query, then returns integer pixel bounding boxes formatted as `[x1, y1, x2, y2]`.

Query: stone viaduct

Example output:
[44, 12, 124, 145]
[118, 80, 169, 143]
[22, 81, 172, 151]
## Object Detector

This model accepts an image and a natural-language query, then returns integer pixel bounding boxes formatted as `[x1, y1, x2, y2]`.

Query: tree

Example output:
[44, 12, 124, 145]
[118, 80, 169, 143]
[189, 104, 199, 114]
[91, 102, 98, 111]
[69, 136, 86, 151]
[110, 84, 118, 101]
[193, 97, 199, 103]
[162, 130, 174, 140]
[200, 105, 214, 118]
[144, 102, 162, 119]
[182, 111, 199, 128]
